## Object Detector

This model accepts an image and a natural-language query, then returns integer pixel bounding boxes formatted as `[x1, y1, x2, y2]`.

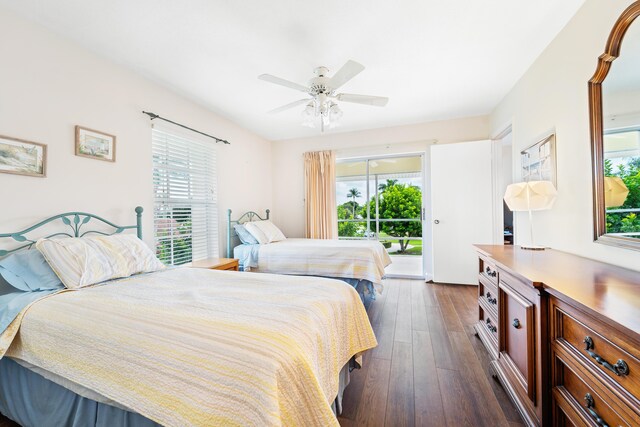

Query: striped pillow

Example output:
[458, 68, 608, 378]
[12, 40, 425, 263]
[36, 234, 165, 289]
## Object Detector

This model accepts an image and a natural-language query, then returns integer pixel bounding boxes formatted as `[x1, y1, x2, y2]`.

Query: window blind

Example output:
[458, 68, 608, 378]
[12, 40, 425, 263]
[152, 127, 218, 265]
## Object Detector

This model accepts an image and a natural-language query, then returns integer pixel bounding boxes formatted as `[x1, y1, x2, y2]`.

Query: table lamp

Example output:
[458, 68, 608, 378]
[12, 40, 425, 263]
[503, 180, 557, 250]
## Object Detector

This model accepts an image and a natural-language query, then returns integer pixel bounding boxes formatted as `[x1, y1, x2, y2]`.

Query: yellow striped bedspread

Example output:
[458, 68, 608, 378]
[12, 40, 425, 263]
[2, 267, 378, 426]
[256, 238, 392, 284]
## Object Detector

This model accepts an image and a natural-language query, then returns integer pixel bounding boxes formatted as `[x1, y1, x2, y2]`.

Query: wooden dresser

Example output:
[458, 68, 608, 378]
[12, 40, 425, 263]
[474, 245, 640, 427]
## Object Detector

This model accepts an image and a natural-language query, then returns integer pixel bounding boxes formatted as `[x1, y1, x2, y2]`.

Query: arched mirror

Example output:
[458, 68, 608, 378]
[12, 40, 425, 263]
[590, 1, 640, 249]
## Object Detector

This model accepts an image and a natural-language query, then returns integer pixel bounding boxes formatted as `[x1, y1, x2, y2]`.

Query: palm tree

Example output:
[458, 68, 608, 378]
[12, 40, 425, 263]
[347, 187, 362, 217]
[378, 179, 398, 191]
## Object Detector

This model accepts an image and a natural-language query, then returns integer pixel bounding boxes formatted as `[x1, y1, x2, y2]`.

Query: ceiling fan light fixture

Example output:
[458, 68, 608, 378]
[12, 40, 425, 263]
[259, 60, 387, 132]
[303, 102, 315, 116]
[329, 103, 343, 121]
[301, 102, 316, 128]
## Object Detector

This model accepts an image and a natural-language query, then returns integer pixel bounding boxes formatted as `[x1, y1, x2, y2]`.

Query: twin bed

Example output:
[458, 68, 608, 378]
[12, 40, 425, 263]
[0, 208, 387, 427]
[227, 209, 391, 305]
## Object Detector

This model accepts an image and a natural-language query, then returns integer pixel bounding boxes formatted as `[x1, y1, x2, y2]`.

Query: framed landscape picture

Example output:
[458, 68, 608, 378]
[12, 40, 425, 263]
[521, 133, 557, 186]
[75, 126, 116, 162]
[0, 135, 47, 178]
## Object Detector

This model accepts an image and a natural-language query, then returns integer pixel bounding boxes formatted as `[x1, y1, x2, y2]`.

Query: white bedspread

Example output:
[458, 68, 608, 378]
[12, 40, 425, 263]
[4, 268, 378, 426]
[245, 238, 391, 285]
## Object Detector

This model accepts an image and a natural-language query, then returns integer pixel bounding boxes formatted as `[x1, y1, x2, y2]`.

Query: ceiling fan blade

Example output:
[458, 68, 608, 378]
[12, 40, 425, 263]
[337, 93, 389, 107]
[268, 98, 311, 114]
[258, 74, 309, 93]
[330, 60, 365, 90]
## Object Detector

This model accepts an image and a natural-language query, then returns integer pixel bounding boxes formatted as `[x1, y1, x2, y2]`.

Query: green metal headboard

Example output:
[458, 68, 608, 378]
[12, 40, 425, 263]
[0, 206, 143, 257]
[226, 208, 270, 258]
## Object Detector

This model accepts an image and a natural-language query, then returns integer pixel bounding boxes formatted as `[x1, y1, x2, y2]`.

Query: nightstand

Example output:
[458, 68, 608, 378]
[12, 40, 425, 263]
[189, 257, 239, 271]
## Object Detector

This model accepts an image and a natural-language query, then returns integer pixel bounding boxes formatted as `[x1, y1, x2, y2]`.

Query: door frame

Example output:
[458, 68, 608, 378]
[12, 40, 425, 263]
[492, 124, 514, 246]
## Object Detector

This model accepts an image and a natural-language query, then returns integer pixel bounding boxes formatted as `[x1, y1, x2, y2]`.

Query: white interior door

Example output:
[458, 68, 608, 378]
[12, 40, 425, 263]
[431, 140, 494, 284]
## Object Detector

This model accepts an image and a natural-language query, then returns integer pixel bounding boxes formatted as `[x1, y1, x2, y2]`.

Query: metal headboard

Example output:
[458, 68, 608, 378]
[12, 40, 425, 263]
[226, 208, 270, 258]
[0, 206, 143, 257]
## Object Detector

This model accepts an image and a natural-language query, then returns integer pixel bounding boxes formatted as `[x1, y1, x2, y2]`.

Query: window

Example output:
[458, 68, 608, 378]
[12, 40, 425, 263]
[152, 127, 218, 265]
[603, 128, 640, 237]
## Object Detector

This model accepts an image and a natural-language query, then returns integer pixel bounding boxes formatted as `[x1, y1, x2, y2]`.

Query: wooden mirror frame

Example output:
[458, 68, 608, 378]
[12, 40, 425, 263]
[589, 1, 640, 250]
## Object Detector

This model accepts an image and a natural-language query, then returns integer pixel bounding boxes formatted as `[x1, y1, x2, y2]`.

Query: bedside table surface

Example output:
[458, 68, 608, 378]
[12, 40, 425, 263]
[190, 257, 239, 270]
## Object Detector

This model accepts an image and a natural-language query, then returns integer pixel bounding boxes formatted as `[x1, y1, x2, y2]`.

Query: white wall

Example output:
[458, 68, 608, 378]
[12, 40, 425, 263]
[0, 8, 272, 255]
[271, 116, 489, 238]
[490, 0, 640, 269]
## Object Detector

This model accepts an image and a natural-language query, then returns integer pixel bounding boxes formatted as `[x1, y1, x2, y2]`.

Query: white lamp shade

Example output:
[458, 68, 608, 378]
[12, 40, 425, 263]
[603, 176, 629, 208]
[504, 181, 557, 212]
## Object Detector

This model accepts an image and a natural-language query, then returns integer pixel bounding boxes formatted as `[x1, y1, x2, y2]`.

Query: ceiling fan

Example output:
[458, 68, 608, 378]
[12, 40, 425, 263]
[258, 60, 389, 132]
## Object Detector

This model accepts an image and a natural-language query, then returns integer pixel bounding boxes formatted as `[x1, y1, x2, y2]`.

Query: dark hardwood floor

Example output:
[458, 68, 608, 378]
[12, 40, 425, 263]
[0, 414, 16, 426]
[337, 279, 525, 427]
[0, 279, 523, 427]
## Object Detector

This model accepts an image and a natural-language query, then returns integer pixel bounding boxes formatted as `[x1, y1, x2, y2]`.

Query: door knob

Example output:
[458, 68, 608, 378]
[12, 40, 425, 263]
[434, 220, 440, 224]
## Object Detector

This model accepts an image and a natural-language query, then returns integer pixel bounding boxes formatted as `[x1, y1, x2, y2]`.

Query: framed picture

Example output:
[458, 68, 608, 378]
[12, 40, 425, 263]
[521, 133, 556, 186]
[75, 126, 116, 162]
[0, 134, 47, 178]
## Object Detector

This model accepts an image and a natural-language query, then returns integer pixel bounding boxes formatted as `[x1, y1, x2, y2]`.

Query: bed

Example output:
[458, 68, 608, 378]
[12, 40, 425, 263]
[0, 207, 377, 427]
[227, 209, 392, 304]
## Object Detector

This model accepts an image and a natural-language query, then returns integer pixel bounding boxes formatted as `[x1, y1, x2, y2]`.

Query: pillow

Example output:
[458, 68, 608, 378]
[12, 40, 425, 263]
[36, 234, 165, 289]
[245, 220, 286, 244]
[234, 224, 259, 245]
[244, 222, 268, 244]
[0, 250, 64, 292]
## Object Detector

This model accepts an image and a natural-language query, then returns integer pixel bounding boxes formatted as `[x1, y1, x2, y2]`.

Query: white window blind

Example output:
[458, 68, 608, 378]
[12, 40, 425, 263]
[152, 127, 218, 265]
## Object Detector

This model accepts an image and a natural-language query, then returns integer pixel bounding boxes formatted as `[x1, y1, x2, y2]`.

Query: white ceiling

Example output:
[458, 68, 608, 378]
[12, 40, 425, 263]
[0, 0, 585, 141]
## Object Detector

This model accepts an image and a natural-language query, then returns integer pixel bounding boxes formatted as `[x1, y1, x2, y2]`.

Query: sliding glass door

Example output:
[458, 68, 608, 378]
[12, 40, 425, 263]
[336, 154, 425, 277]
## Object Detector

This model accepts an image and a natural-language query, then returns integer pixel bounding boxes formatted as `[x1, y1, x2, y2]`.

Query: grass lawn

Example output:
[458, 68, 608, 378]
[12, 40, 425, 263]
[401, 243, 422, 255]
[378, 234, 423, 255]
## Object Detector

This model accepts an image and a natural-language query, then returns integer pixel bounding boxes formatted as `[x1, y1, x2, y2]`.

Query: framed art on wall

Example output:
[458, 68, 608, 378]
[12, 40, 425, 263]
[521, 133, 556, 186]
[0, 134, 47, 178]
[75, 126, 116, 162]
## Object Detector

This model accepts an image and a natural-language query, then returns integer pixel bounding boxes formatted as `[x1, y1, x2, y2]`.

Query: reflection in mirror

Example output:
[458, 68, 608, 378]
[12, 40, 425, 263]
[602, 18, 640, 239]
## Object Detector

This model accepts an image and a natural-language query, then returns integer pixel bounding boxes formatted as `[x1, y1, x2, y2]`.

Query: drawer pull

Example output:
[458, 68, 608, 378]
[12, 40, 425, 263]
[584, 393, 609, 427]
[486, 292, 497, 305]
[485, 318, 497, 333]
[485, 266, 497, 277]
[512, 318, 521, 329]
[583, 336, 630, 376]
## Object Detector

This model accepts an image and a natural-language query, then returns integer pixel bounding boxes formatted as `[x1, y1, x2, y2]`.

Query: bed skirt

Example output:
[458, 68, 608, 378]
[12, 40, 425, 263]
[0, 356, 353, 427]
[0, 357, 158, 427]
[237, 269, 377, 309]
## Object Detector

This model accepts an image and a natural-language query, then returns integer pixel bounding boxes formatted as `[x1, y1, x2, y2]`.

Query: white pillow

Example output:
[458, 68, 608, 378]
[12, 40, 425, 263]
[36, 234, 165, 289]
[245, 220, 286, 244]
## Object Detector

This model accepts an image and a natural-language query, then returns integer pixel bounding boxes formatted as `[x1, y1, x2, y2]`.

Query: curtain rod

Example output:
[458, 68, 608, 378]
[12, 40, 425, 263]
[142, 111, 230, 145]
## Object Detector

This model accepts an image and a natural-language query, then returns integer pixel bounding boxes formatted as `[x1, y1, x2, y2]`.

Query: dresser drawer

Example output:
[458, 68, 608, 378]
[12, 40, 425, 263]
[552, 349, 638, 427]
[551, 300, 640, 404]
[553, 387, 590, 427]
[479, 257, 499, 286]
[499, 281, 536, 400]
[478, 275, 498, 318]
[476, 303, 499, 359]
